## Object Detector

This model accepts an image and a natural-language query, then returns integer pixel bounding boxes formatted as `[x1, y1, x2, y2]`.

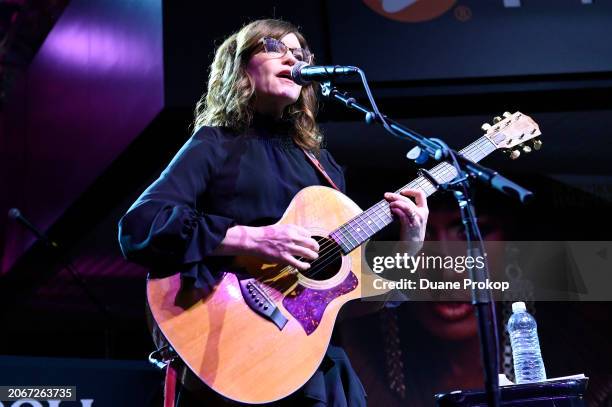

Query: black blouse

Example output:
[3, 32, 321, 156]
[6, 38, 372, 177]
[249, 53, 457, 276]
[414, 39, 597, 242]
[118, 116, 366, 406]
[118, 116, 345, 290]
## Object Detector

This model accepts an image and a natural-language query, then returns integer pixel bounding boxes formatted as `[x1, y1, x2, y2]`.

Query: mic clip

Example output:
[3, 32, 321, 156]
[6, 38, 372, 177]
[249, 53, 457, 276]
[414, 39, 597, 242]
[320, 81, 356, 107]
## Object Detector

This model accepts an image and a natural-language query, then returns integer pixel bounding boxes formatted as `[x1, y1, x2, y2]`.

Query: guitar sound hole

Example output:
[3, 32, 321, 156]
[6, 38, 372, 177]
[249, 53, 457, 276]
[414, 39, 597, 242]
[300, 236, 342, 281]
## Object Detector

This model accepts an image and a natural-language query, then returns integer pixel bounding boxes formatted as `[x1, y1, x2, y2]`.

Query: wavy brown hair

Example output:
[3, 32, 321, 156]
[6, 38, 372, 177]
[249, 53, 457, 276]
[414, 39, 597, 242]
[193, 19, 322, 151]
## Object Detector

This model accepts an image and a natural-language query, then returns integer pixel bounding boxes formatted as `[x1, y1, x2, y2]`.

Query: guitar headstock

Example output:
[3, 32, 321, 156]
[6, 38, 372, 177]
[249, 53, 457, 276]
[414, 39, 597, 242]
[482, 111, 542, 159]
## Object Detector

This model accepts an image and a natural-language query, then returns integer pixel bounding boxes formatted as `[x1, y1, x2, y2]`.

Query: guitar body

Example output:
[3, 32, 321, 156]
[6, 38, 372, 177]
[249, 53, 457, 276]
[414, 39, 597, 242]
[147, 186, 377, 404]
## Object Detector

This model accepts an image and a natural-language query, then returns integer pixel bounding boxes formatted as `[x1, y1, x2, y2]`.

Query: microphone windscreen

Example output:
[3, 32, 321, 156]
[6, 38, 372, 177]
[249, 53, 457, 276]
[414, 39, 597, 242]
[8, 208, 21, 219]
[291, 61, 310, 85]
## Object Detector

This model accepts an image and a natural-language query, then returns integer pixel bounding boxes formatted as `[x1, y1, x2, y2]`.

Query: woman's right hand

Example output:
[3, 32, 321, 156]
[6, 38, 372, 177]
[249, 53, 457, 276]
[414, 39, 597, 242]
[214, 224, 320, 271]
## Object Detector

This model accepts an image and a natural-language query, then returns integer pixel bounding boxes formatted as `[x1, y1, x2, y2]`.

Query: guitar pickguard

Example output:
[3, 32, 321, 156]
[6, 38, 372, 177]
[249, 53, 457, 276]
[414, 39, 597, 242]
[283, 271, 358, 335]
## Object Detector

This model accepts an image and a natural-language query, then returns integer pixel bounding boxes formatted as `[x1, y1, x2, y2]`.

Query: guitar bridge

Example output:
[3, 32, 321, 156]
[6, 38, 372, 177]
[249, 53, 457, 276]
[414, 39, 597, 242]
[238, 278, 288, 330]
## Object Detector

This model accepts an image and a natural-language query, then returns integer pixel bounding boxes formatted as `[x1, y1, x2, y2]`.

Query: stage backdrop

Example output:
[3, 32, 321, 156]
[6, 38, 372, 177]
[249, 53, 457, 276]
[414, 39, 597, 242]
[326, 0, 612, 81]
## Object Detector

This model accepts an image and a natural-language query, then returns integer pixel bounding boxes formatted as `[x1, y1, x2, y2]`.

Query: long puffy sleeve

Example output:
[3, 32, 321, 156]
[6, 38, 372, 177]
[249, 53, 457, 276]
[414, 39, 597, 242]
[118, 127, 234, 291]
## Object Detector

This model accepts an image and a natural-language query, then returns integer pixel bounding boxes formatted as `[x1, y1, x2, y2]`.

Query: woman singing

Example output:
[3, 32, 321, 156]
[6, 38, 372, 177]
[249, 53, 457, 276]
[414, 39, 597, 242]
[118, 18, 428, 406]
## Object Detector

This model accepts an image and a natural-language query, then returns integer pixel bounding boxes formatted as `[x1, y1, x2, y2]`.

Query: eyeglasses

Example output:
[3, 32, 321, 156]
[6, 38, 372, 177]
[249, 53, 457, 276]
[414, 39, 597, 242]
[259, 37, 313, 64]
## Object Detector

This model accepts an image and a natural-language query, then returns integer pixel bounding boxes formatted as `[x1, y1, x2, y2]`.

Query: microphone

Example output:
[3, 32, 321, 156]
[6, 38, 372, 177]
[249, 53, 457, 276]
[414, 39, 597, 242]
[291, 62, 359, 85]
[8, 208, 58, 248]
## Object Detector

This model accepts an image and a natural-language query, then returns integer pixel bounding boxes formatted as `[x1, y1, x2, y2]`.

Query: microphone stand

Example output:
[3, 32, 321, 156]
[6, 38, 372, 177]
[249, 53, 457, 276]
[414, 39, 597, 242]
[320, 81, 533, 204]
[8, 210, 115, 358]
[320, 80, 536, 407]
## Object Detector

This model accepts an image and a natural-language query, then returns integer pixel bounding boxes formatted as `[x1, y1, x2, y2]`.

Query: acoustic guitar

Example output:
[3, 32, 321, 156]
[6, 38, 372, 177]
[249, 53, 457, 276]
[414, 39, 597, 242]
[147, 112, 541, 404]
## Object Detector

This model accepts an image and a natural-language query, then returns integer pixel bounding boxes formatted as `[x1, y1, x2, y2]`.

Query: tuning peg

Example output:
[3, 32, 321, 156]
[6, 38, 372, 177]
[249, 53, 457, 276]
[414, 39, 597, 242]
[509, 149, 521, 160]
[503, 112, 512, 118]
[481, 123, 492, 132]
[532, 139, 543, 150]
[493, 116, 503, 124]
[522, 145, 532, 153]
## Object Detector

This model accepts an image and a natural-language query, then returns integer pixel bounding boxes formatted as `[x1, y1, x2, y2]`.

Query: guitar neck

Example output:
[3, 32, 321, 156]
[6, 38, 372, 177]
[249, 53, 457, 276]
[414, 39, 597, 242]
[329, 136, 497, 253]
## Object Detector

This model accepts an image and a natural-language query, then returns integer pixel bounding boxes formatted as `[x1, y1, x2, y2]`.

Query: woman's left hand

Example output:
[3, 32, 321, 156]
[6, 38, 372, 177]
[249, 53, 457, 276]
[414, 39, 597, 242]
[384, 189, 428, 242]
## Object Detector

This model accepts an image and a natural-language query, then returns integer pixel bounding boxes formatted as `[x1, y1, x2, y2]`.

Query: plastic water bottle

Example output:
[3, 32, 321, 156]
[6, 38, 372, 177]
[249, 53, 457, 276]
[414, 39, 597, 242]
[508, 301, 547, 383]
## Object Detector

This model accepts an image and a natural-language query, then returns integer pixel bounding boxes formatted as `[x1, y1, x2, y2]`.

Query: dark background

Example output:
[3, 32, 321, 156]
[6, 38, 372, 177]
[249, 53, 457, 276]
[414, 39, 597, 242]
[0, 0, 611, 405]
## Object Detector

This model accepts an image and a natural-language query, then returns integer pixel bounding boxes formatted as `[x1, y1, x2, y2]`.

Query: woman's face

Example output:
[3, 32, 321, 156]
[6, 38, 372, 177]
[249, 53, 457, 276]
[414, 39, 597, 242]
[409, 210, 506, 341]
[246, 33, 304, 117]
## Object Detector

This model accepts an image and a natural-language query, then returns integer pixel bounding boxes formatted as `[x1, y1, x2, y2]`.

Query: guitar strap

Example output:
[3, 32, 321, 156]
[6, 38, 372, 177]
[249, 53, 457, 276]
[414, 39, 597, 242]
[300, 147, 341, 192]
[163, 359, 179, 407]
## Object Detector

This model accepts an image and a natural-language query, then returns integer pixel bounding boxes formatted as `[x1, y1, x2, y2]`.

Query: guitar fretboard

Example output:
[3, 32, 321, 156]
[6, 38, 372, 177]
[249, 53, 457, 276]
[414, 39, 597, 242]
[329, 136, 497, 253]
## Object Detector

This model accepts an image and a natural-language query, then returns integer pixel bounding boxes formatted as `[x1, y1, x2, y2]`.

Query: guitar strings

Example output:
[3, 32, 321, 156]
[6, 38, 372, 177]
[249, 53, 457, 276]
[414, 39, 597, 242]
[254, 196, 399, 296]
[296, 138, 496, 284]
[256, 173, 440, 294]
[254, 138, 494, 297]
[306, 137, 488, 258]
[258, 163, 448, 293]
[255, 138, 499, 299]
[260, 195, 439, 295]
[258, 193, 397, 288]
